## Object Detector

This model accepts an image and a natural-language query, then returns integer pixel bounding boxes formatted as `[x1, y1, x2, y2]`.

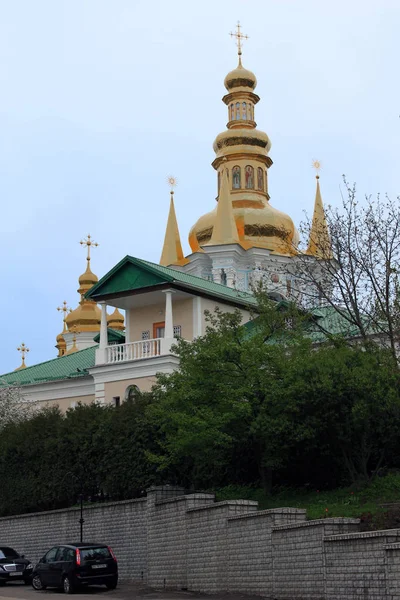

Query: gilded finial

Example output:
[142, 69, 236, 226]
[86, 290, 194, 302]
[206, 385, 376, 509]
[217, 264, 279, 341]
[312, 159, 322, 179]
[167, 175, 177, 198]
[80, 234, 98, 266]
[230, 21, 248, 63]
[57, 301, 72, 332]
[16, 342, 29, 370]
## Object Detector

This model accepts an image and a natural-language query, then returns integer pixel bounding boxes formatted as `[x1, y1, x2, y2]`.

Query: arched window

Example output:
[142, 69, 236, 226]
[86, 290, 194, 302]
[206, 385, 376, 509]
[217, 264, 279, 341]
[247, 103, 252, 120]
[265, 169, 268, 193]
[232, 166, 241, 189]
[230, 103, 234, 120]
[245, 165, 254, 189]
[242, 102, 247, 119]
[257, 167, 264, 190]
[235, 102, 240, 120]
[221, 269, 227, 286]
[125, 384, 140, 402]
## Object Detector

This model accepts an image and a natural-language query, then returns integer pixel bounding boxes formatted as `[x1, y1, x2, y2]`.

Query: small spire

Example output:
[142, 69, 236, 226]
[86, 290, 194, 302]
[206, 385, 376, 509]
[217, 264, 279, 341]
[207, 163, 239, 246]
[306, 163, 333, 259]
[160, 178, 189, 266]
[230, 21, 248, 66]
[15, 343, 29, 371]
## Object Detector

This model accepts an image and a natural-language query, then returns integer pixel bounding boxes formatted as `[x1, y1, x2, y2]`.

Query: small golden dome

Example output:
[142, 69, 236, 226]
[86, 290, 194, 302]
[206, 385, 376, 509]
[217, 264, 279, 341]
[65, 301, 101, 332]
[79, 262, 98, 288]
[224, 60, 257, 91]
[107, 308, 125, 331]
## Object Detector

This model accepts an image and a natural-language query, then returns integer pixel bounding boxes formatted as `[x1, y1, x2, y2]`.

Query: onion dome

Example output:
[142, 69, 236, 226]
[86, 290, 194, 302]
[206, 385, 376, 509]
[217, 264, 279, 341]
[65, 261, 101, 333]
[224, 59, 257, 92]
[56, 332, 66, 357]
[107, 308, 125, 331]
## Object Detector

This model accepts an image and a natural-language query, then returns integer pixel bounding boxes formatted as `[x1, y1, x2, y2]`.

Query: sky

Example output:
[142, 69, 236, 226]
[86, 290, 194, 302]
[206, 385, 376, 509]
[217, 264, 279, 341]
[0, 0, 399, 373]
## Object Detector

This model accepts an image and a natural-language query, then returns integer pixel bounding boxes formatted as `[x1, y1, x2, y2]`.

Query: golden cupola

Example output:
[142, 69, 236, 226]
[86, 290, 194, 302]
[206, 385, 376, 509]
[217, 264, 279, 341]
[107, 308, 125, 331]
[189, 26, 299, 256]
[65, 235, 101, 334]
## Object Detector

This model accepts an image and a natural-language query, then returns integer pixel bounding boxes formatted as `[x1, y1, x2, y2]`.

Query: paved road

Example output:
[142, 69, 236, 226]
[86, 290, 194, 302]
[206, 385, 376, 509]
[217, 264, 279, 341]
[0, 582, 264, 600]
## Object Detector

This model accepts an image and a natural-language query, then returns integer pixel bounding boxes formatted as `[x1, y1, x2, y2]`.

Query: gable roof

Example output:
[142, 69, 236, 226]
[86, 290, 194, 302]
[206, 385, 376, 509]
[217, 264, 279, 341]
[86, 255, 258, 309]
[92, 328, 125, 344]
[0, 346, 96, 387]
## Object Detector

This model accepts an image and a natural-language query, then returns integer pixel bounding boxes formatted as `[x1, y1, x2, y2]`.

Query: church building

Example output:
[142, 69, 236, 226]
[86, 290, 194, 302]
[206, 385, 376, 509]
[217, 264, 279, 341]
[0, 27, 331, 410]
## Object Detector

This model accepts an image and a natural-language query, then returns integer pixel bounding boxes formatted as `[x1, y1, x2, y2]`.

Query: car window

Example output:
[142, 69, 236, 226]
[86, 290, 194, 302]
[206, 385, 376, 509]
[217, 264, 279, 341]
[45, 547, 59, 563]
[80, 547, 111, 561]
[56, 547, 74, 562]
[0, 548, 19, 559]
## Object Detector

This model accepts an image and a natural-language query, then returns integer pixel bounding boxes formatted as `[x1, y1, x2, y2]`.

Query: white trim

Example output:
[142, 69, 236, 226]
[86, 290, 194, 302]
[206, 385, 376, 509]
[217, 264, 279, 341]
[18, 377, 94, 403]
[89, 354, 180, 384]
[125, 308, 131, 342]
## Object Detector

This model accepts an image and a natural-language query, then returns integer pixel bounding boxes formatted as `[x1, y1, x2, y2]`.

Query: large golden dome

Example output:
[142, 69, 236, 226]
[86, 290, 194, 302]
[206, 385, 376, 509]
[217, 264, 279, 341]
[188, 56, 299, 256]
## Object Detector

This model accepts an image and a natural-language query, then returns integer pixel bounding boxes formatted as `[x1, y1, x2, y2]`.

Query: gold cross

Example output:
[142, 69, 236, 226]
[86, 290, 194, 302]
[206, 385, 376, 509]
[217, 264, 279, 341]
[57, 301, 72, 332]
[312, 159, 322, 179]
[70, 325, 80, 348]
[17, 343, 29, 368]
[230, 21, 248, 57]
[80, 234, 98, 264]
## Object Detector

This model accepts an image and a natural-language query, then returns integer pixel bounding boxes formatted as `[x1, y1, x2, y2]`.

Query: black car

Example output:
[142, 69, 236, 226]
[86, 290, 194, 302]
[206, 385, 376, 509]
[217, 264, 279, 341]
[0, 546, 34, 585]
[32, 543, 118, 594]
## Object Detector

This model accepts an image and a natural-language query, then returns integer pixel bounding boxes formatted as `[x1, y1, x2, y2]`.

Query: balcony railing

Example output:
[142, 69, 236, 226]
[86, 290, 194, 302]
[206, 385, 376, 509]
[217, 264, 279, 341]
[106, 339, 162, 364]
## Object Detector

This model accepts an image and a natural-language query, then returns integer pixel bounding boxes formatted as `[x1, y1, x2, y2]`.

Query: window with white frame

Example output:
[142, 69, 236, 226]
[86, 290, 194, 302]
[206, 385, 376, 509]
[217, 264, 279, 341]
[141, 330, 150, 340]
[173, 325, 182, 337]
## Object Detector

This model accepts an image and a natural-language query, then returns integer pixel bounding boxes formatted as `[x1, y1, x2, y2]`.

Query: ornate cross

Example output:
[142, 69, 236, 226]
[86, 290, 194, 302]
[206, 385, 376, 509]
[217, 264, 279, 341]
[312, 159, 322, 179]
[57, 301, 72, 332]
[17, 343, 29, 368]
[80, 234, 98, 264]
[230, 21, 249, 57]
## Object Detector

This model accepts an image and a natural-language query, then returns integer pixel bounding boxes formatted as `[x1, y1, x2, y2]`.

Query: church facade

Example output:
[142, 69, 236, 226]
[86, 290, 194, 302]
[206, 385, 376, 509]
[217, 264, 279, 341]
[0, 33, 331, 411]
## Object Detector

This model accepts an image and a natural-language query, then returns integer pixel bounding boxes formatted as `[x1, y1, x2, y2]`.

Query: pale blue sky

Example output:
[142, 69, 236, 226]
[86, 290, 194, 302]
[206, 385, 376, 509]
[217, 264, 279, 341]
[1, 0, 399, 373]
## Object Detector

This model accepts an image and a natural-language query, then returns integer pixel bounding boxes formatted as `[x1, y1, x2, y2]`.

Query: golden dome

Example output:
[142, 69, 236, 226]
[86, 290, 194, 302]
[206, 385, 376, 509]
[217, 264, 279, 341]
[107, 308, 125, 331]
[65, 259, 101, 333]
[55, 332, 66, 357]
[224, 60, 257, 91]
[213, 127, 271, 157]
[189, 201, 299, 255]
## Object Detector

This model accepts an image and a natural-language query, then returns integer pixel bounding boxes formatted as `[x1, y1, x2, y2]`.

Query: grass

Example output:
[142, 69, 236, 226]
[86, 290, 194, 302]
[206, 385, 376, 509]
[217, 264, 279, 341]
[214, 473, 400, 525]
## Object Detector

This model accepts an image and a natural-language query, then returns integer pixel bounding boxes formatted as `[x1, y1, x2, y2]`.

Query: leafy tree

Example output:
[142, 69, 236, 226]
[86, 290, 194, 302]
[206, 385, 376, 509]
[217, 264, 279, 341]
[0, 379, 37, 429]
[293, 180, 400, 363]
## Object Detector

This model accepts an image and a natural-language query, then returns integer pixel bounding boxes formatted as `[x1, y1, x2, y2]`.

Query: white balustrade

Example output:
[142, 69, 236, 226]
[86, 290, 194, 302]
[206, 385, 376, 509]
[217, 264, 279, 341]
[105, 339, 162, 364]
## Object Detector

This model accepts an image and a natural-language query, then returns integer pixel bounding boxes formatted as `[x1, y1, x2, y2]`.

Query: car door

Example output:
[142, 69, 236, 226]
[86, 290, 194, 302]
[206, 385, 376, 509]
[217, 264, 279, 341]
[39, 547, 59, 586]
[48, 547, 69, 588]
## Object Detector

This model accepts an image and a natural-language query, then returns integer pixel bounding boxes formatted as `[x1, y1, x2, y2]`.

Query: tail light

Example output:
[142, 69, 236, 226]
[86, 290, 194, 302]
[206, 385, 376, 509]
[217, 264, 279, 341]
[108, 547, 117, 562]
[75, 549, 81, 566]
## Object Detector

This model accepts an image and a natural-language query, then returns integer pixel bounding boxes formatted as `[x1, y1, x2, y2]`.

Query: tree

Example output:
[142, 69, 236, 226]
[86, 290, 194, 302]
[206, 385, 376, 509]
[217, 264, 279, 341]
[0, 379, 37, 430]
[292, 180, 400, 362]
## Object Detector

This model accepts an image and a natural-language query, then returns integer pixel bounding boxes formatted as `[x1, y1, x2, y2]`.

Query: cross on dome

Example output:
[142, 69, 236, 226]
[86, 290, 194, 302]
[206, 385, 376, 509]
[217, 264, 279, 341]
[80, 234, 98, 265]
[229, 21, 249, 58]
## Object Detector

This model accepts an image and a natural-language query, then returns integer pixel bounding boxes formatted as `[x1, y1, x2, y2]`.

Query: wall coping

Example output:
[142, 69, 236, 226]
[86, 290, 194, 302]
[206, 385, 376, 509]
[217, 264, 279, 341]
[156, 493, 215, 506]
[227, 507, 307, 522]
[187, 500, 258, 513]
[325, 528, 400, 542]
[272, 517, 360, 531]
[385, 543, 400, 550]
[0, 496, 147, 522]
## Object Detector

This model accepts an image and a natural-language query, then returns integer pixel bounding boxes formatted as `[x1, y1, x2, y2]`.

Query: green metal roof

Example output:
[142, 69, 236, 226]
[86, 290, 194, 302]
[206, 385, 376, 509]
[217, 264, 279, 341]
[93, 328, 125, 344]
[0, 346, 96, 387]
[86, 255, 258, 309]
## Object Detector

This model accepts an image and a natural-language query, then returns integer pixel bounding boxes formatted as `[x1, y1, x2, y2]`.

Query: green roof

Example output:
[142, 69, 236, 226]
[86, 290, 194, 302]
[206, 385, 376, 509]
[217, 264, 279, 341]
[86, 255, 258, 309]
[93, 328, 125, 344]
[0, 346, 96, 387]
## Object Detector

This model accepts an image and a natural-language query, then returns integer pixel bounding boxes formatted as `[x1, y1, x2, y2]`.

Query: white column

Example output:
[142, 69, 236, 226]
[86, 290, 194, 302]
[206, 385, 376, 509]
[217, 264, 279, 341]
[95, 302, 108, 365]
[161, 289, 175, 354]
[125, 308, 131, 343]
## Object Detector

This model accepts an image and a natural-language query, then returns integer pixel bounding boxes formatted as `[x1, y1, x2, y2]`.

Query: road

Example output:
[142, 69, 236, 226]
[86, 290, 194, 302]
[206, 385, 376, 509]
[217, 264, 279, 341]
[0, 582, 264, 600]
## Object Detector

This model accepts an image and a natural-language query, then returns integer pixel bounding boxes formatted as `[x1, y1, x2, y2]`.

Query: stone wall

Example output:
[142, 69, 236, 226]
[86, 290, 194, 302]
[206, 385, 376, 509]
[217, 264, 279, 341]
[3, 486, 400, 599]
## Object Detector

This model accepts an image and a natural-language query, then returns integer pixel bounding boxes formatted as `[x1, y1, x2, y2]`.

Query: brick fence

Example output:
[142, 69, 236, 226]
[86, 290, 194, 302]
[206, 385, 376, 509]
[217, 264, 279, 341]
[1, 485, 400, 599]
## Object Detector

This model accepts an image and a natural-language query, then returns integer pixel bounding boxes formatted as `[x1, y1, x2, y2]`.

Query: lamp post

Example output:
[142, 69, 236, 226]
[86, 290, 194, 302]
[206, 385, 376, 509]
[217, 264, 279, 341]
[79, 491, 85, 543]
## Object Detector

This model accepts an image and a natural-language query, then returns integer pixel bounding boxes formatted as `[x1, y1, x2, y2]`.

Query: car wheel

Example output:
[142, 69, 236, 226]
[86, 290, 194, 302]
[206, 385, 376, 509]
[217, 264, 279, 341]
[105, 577, 118, 590]
[32, 574, 47, 591]
[63, 575, 75, 594]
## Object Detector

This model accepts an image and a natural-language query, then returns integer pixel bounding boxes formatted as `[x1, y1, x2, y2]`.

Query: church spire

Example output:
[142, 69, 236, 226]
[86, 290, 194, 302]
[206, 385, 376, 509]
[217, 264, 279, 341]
[207, 163, 239, 246]
[306, 165, 333, 259]
[160, 180, 189, 267]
